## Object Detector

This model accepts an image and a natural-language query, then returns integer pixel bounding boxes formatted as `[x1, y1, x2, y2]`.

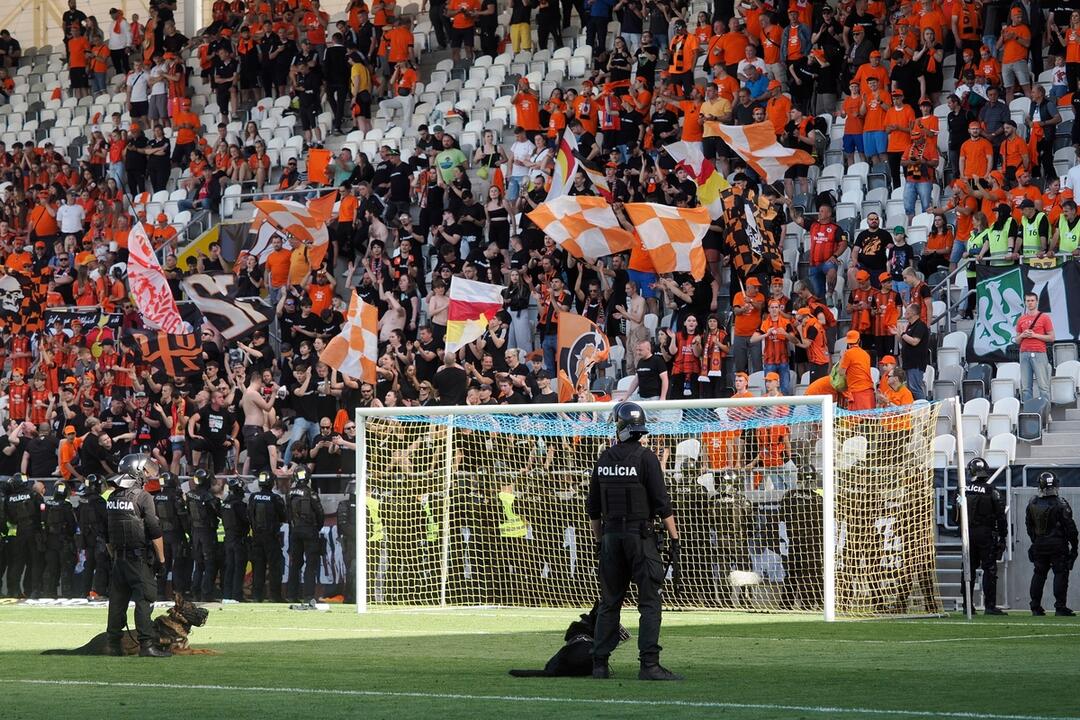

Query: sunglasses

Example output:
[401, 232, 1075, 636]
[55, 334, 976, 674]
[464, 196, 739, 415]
[320, 425, 332, 430]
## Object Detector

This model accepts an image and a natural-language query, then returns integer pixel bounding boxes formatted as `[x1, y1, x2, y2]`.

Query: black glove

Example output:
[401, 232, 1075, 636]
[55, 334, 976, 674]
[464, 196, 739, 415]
[668, 538, 681, 584]
[153, 559, 167, 580]
[996, 542, 1007, 561]
[1028, 546, 1035, 563]
[594, 540, 602, 560]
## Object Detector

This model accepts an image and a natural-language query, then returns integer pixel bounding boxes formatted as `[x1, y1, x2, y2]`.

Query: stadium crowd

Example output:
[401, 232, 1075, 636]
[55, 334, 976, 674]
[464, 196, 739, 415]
[0, 0, 1075, 597]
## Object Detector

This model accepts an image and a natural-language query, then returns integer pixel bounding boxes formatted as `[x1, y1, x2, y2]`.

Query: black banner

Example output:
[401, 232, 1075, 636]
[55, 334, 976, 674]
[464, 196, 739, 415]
[180, 274, 273, 341]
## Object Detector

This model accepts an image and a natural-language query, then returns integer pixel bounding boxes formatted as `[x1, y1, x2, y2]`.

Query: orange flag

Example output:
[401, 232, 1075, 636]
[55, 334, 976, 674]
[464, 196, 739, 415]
[307, 148, 333, 185]
[556, 312, 611, 402]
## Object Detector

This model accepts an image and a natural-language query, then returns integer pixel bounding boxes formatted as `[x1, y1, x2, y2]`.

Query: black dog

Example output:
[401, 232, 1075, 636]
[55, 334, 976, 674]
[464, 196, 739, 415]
[509, 604, 630, 677]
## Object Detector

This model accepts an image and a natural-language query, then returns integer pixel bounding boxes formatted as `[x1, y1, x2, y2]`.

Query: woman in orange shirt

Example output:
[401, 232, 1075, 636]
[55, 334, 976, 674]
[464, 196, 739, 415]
[249, 140, 271, 191]
[693, 12, 712, 45]
[919, 213, 953, 276]
[1056, 10, 1080, 93]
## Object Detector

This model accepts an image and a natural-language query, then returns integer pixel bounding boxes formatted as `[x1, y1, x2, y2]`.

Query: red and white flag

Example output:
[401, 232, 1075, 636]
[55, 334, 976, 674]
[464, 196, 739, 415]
[714, 122, 814, 183]
[320, 291, 378, 383]
[445, 277, 506, 353]
[527, 195, 636, 259]
[127, 221, 185, 333]
[664, 140, 729, 219]
[546, 128, 579, 201]
[622, 203, 710, 280]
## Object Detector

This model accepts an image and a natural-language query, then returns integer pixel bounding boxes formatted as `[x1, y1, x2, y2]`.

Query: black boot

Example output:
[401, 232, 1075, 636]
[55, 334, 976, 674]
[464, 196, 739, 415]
[139, 642, 172, 658]
[1056, 608, 1076, 616]
[984, 607, 1007, 616]
[104, 638, 123, 657]
[591, 659, 611, 679]
[639, 663, 684, 681]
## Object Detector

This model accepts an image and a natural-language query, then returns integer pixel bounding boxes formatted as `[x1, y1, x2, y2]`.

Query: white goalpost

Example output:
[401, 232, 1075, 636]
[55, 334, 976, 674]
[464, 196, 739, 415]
[355, 395, 945, 621]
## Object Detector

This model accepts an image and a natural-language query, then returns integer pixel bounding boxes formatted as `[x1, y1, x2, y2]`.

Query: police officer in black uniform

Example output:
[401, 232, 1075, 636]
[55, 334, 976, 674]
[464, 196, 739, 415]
[779, 466, 824, 610]
[42, 480, 78, 598]
[1026, 471, 1078, 616]
[4, 473, 43, 599]
[965, 457, 1008, 615]
[187, 469, 221, 602]
[77, 475, 109, 599]
[248, 471, 287, 603]
[152, 472, 189, 598]
[220, 477, 250, 603]
[337, 481, 357, 604]
[588, 402, 682, 681]
[287, 468, 324, 603]
[104, 453, 171, 657]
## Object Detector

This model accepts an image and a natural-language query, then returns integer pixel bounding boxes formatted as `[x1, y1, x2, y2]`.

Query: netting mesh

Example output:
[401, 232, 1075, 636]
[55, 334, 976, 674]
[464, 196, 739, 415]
[358, 400, 942, 617]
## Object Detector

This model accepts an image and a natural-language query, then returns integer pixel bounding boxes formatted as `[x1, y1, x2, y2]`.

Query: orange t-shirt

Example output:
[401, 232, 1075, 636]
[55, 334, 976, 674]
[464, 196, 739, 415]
[861, 90, 889, 132]
[959, 137, 993, 178]
[758, 316, 792, 365]
[759, 25, 782, 65]
[766, 95, 791, 136]
[676, 100, 703, 142]
[338, 194, 358, 222]
[384, 26, 413, 63]
[28, 204, 59, 237]
[175, 111, 200, 145]
[842, 95, 864, 134]
[840, 345, 873, 392]
[307, 282, 333, 315]
[714, 74, 738, 102]
[68, 36, 90, 68]
[926, 229, 954, 253]
[732, 291, 763, 336]
[719, 31, 746, 66]
[448, 0, 478, 29]
[573, 95, 599, 135]
[853, 64, 889, 96]
[884, 104, 916, 152]
[513, 92, 541, 131]
[705, 35, 724, 68]
[265, 248, 293, 287]
[1000, 135, 1028, 171]
[1002, 23, 1031, 64]
[1067, 27, 1080, 63]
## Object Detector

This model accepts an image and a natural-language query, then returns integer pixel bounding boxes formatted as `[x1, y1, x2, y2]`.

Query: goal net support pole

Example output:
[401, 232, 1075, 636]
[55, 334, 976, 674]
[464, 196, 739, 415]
[355, 396, 942, 620]
[954, 397, 974, 621]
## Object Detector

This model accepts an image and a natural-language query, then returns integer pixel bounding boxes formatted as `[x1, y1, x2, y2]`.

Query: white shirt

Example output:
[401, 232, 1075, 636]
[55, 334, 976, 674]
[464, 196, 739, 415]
[56, 202, 86, 234]
[108, 18, 131, 51]
[737, 58, 767, 78]
[127, 70, 149, 102]
[510, 140, 533, 177]
[148, 64, 168, 97]
[1065, 163, 1080, 194]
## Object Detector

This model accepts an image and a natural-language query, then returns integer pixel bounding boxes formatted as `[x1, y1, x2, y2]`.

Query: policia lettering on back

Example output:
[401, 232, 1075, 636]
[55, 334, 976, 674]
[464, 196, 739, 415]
[587, 401, 683, 682]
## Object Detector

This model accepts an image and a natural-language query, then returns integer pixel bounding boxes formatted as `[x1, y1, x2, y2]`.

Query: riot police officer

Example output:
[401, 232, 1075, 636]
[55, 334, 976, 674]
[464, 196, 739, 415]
[248, 471, 287, 602]
[287, 468, 324, 603]
[1026, 471, 1078, 616]
[78, 475, 109, 599]
[152, 472, 190, 598]
[186, 469, 221, 602]
[220, 477, 250, 603]
[104, 453, 171, 657]
[4, 473, 43, 599]
[42, 481, 78, 598]
[588, 402, 682, 681]
[965, 457, 1008, 615]
[779, 466, 824, 610]
[337, 481, 357, 604]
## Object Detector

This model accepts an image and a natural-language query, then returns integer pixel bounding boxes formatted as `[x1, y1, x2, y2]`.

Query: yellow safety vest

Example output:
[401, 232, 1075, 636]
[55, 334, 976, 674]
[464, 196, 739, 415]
[1059, 215, 1080, 254]
[365, 496, 384, 543]
[216, 524, 225, 543]
[966, 227, 993, 278]
[988, 219, 1014, 266]
[421, 496, 439, 544]
[1021, 212, 1046, 258]
[498, 491, 527, 538]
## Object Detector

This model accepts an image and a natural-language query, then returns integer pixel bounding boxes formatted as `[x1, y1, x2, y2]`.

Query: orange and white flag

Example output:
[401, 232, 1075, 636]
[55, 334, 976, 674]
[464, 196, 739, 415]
[251, 191, 338, 282]
[320, 291, 378, 384]
[714, 122, 814, 183]
[527, 195, 636, 259]
[622, 203, 710, 280]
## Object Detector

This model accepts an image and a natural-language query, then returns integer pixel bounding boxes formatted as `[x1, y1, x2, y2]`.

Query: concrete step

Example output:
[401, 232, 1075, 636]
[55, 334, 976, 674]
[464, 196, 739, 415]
[1031, 432, 1080, 446]
[1063, 408, 1080, 421]
[1024, 444, 1080, 459]
[1049, 419, 1080, 432]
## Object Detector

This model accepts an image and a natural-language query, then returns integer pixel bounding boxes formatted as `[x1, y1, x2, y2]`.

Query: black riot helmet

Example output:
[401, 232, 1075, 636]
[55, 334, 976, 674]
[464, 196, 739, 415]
[293, 467, 311, 487]
[257, 470, 274, 490]
[9, 472, 28, 491]
[161, 471, 179, 489]
[967, 457, 990, 481]
[192, 468, 213, 489]
[1038, 471, 1059, 496]
[227, 477, 246, 495]
[80, 474, 102, 495]
[53, 481, 69, 500]
[612, 401, 648, 443]
[345, 481, 356, 498]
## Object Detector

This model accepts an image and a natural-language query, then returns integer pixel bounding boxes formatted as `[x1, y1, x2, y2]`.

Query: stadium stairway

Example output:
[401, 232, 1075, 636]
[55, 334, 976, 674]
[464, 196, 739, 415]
[935, 539, 965, 612]
[1017, 409, 1080, 461]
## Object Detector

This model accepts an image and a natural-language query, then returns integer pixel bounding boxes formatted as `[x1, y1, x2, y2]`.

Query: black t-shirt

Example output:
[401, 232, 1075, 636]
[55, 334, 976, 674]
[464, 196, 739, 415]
[901, 319, 931, 371]
[161, 32, 188, 55]
[0, 436, 22, 475]
[212, 57, 239, 88]
[79, 435, 118, 476]
[510, 0, 532, 24]
[25, 436, 59, 477]
[125, 134, 149, 171]
[387, 161, 412, 202]
[855, 228, 891, 272]
[247, 429, 277, 473]
[434, 365, 469, 405]
[198, 404, 234, 442]
[311, 432, 342, 474]
[635, 353, 668, 398]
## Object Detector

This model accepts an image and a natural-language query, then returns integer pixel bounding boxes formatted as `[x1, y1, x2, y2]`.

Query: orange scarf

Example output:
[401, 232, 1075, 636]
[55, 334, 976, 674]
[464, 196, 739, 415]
[113, 11, 125, 34]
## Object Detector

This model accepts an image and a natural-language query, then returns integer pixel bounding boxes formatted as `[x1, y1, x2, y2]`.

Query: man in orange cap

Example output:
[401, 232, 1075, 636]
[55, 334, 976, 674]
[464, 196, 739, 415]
[838, 330, 874, 410]
[877, 355, 898, 394]
[731, 277, 765, 374]
[848, 269, 873, 340]
[901, 125, 939, 221]
[998, 6, 1032, 98]
[884, 90, 915, 187]
[959, 121, 993, 179]
[871, 273, 902, 366]
[751, 299, 794, 394]
[793, 306, 829, 380]
[764, 80, 790, 136]
[172, 97, 199, 166]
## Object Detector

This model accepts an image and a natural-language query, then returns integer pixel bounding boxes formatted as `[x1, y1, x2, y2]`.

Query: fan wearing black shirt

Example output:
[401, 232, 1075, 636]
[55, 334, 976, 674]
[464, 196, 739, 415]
[187, 390, 239, 473]
[626, 340, 669, 400]
[211, 46, 239, 124]
[434, 354, 469, 405]
[851, 214, 892, 287]
[323, 33, 351, 133]
[311, 420, 343, 475]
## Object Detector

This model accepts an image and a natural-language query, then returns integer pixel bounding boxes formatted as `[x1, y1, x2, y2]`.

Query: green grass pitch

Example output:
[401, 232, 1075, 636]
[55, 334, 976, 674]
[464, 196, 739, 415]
[1, 605, 1078, 720]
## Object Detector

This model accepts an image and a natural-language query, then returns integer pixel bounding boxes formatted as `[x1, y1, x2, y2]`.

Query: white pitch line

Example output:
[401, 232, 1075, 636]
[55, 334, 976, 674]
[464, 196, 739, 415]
[0, 679, 1076, 720]
[694, 633, 1080, 644]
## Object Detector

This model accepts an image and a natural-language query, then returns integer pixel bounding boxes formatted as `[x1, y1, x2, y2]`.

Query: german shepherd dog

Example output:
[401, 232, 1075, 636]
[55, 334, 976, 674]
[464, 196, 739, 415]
[42, 594, 214, 656]
[508, 604, 630, 677]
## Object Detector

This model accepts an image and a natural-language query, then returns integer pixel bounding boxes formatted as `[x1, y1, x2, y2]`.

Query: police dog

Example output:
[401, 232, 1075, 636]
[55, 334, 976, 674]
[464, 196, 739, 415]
[42, 594, 215, 656]
[508, 604, 630, 677]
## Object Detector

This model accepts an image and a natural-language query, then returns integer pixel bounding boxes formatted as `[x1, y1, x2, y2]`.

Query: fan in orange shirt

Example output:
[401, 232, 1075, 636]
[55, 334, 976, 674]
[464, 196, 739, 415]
[838, 330, 875, 410]
[512, 81, 542, 132]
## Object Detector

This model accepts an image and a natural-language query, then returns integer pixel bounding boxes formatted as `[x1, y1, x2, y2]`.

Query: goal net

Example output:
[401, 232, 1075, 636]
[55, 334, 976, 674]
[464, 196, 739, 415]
[355, 397, 944, 620]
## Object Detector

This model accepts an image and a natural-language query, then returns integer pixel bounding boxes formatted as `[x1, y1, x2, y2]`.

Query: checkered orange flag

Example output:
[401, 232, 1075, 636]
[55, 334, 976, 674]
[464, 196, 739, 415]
[623, 203, 710, 280]
[319, 290, 378, 383]
[527, 195, 636, 259]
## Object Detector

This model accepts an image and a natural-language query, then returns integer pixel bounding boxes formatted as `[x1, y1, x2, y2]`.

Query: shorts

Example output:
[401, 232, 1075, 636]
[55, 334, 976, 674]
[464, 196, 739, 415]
[628, 268, 658, 299]
[148, 93, 168, 120]
[785, 163, 808, 179]
[69, 66, 89, 89]
[130, 100, 148, 118]
[450, 26, 475, 48]
[300, 104, 317, 131]
[1002, 61, 1032, 88]
[354, 90, 372, 119]
[863, 130, 888, 156]
[843, 134, 864, 155]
